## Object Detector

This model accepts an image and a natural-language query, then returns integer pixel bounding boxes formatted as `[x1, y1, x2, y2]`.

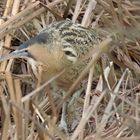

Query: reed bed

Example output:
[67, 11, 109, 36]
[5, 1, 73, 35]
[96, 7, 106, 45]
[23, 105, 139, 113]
[0, 0, 140, 140]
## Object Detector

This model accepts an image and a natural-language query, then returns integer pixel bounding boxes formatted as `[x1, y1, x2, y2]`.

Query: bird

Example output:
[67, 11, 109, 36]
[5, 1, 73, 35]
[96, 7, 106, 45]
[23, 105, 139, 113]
[0, 19, 102, 133]
[0, 19, 101, 90]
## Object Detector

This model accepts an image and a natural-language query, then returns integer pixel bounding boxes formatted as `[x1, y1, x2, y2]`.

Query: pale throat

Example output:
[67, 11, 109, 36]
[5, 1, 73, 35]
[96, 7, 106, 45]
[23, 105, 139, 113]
[27, 57, 39, 77]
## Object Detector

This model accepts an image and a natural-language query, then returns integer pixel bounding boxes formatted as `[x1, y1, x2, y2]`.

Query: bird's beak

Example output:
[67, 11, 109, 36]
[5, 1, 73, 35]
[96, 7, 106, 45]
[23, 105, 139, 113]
[0, 49, 29, 62]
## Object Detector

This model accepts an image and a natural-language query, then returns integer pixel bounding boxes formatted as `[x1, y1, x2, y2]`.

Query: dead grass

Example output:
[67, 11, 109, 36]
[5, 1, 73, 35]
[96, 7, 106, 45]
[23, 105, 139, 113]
[0, 0, 140, 140]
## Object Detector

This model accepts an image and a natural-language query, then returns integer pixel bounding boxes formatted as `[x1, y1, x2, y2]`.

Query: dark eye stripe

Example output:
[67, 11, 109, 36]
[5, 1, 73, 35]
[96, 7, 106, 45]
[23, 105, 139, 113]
[64, 50, 76, 57]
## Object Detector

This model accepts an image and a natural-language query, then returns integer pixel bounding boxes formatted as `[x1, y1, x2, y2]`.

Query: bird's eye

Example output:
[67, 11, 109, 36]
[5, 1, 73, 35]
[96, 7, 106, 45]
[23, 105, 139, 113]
[63, 47, 77, 57]
[63, 47, 78, 63]
[64, 50, 76, 57]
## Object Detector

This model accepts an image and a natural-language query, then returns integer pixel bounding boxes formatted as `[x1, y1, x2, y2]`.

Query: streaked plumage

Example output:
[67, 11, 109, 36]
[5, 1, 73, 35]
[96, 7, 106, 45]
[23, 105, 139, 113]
[0, 19, 101, 90]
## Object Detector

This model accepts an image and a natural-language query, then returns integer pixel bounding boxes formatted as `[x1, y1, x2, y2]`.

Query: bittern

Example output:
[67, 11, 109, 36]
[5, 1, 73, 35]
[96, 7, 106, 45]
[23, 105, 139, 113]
[0, 19, 102, 132]
[0, 19, 100, 90]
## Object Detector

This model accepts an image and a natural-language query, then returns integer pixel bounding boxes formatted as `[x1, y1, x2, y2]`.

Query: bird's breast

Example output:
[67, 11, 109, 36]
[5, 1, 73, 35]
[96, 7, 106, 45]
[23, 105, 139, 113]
[27, 57, 67, 82]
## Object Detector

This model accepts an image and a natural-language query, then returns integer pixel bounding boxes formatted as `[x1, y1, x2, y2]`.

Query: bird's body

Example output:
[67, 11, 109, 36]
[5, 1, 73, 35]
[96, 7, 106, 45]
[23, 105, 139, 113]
[0, 20, 100, 90]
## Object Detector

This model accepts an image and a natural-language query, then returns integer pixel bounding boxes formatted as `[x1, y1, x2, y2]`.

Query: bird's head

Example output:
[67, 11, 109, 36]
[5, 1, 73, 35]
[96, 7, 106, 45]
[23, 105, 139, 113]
[0, 32, 78, 72]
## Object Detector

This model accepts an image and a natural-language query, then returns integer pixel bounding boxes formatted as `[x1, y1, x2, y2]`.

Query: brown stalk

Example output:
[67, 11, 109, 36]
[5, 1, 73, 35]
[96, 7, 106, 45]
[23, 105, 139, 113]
[80, 65, 95, 139]
[21, 69, 65, 102]
[71, 90, 107, 140]
[0, 0, 65, 39]
[72, 0, 83, 22]
[63, 0, 74, 18]
[0, 93, 11, 140]
[96, 69, 129, 135]
[14, 79, 23, 140]
[32, 101, 68, 140]
[81, 0, 97, 27]
[10, 100, 56, 140]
